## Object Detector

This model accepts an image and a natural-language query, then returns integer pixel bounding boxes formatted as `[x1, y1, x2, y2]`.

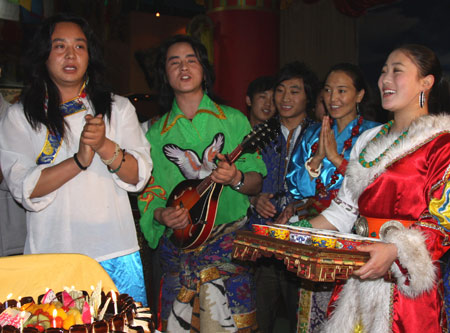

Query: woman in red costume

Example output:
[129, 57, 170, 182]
[310, 44, 450, 332]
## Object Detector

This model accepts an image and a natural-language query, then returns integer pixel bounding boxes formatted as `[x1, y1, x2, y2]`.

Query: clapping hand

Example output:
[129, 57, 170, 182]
[81, 114, 106, 152]
[321, 115, 341, 164]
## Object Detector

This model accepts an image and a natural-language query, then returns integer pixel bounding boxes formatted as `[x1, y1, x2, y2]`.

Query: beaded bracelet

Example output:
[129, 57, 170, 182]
[305, 157, 322, 178]
[73, 153, 88, 171]
[101, 142, 121, 166]
[336, 159, 348, 175]
[108, 149, 125, 173]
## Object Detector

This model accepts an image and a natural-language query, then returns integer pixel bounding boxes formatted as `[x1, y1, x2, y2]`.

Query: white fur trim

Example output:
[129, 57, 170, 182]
[385, 227, 436, 297]
[346, 114, 450, 201]
[324, 278, 392, 333]
[325, 227, 437, 333]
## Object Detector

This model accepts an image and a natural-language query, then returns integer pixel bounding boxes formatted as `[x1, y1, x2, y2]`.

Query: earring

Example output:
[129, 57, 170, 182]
[419, 91, 425, 108]
[356, 103, 360, 114]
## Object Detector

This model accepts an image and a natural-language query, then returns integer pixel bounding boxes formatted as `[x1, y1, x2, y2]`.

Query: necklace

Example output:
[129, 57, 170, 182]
[311, 115, 363, 198]
[358, 120, 408, 168]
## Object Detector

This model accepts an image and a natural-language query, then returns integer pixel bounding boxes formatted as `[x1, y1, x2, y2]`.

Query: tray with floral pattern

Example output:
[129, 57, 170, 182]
[232, 230, 373, 282]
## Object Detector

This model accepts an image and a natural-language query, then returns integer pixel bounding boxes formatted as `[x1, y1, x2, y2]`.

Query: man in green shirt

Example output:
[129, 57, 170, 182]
[138, 35, 266, 332]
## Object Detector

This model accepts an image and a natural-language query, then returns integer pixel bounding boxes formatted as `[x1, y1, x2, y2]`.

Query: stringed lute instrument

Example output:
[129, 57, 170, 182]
[167, 117, 279, 250]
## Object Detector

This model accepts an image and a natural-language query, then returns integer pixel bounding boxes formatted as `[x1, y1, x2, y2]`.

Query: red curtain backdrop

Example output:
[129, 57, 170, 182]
[207, 2, 279, 115]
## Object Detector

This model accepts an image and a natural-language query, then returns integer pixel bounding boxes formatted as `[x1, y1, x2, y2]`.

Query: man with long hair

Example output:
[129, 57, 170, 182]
[0, 14, 152, 304]
[138, 35, 266, 332]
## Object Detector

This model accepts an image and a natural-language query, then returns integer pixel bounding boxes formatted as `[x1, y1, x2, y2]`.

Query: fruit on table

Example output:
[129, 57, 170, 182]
[55, 308, 67, 320]
[22, 299, 84, 331]
[63, 314, 75, 330]
[25, 313, 51, 330]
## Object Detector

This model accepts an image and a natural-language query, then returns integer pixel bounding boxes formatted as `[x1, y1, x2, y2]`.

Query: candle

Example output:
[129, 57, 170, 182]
[17, 296, 22, 309]
[111, 290, 117, 315]
[5, 293, 12, 309]
[90, 305, 94, 324]
[53, 309, 57, 328]
[20, 311, 25, 333]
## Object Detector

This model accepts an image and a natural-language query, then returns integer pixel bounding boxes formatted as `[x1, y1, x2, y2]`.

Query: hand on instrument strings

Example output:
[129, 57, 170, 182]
[353, 242, 398, 279]
[274, 203, 295, 225]
[155, 206, 189, 230]
[81, 114, 106, 152]
[210, 153, 240, 186]
[251, 193, 277, 219]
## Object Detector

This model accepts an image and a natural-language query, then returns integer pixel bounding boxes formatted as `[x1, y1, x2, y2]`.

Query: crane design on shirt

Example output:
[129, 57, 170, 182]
[163, 133, 225, 180]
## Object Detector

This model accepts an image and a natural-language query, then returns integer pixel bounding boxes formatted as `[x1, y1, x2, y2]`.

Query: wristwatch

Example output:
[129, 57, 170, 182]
[231, 171, 245, 191]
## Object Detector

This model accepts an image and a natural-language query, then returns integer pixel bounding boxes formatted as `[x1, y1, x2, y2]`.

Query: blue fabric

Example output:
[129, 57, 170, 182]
[286, 117, 379, 200]
[443, 256, 450, 331]
[248, 117, 315, 226]
[100, 251, 148, 306]
[158, 229, 255, 322]
[37, 97, 87, 165]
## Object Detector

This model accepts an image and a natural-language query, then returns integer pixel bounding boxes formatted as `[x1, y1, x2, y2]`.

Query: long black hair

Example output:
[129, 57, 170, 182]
[324, 62, 373, 117]
[21, 13, 112, 138]
[154, 34, 222, 112]
[274, 61, 320, 118]
[396, 44, 450, 115]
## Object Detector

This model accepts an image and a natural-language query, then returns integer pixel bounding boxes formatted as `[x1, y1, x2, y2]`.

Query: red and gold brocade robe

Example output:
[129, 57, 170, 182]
[321, 115, 450, 333]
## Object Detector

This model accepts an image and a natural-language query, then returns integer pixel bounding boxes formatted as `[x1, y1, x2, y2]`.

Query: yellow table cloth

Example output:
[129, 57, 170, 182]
[0, 253, 117, 303]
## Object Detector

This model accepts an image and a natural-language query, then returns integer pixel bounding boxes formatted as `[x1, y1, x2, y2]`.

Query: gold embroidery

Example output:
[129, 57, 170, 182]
[161, 113, 186, 134]
[297, 288, 313, 332]
[233, 311, 256, 329]
[35, 130, 63, 165]
[176, 286, 196, 303]
[429, 181, 450, 230]
[160, 103, 227, 135]
[354, 321, 365, 333]
[415, 221, 450, 246]
[138, 176, 167, 212]
[196, 103, 226, 119]
[199, 266, 221, 284]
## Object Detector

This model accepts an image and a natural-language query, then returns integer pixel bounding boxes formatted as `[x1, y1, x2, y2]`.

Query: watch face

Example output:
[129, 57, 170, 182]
[232, 172, 244, 190]
[232, 180, 242, 190]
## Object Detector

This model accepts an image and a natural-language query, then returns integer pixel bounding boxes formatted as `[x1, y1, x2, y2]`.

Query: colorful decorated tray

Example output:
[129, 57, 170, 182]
[233, 226, 384, 282]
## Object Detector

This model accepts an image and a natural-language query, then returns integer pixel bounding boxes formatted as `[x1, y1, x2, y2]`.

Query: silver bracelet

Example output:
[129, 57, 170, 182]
[101, 142, 121, 166]
[231, 171, 245, 191]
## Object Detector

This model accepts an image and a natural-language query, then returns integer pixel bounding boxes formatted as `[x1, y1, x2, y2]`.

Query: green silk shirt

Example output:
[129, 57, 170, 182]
[138, 94, 267, 249]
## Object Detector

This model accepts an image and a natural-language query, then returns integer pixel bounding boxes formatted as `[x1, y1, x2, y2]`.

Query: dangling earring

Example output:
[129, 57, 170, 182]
[419, 91, 425, 108]
[356, 103, 360, 114]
